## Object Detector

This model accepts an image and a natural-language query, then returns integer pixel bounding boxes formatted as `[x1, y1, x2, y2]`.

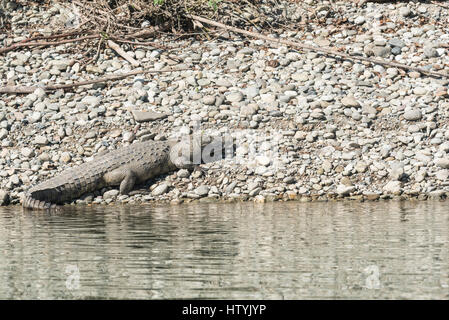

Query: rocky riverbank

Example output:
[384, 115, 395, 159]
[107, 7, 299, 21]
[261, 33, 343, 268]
[1, 0, 449, 208]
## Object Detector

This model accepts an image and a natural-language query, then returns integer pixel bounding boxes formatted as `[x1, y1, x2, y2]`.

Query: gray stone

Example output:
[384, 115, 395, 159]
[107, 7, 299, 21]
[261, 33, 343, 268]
[404, 109, 422, 121]
[226, 91, 244, 103]
[0, 129, 8, 140]
[292, 72, 309, 82]
[51, 59, 71, 71]
[152, 183, 169, 196]
[34, 135, 49, 145]
[399, 7, 412, 17]
[341, 96, 360, 108]
[226, 181, 238, 194]
[391, 47, 401, 55]
[435, 170, 449, 181]
[389, 38, 405, 48]
[355, 161, 368, 173]
[244, 86, 260, 99]
[60, 152, 71, 163]
[29, 111, 42, 123]
[10, 175, 20, 186]
[413, 87, 427, 95]
[135, 50, 146, 59]
[131, 110, 168, 123]
[240, 104, 258, 116]
[21, 147, 35, 158]
[372, 46, 391, 58]
[81, 96, 101, 107]
[354, 16, 366, 25]
[256, 155, 271, 167]
[337, 185, 356, 196]
[215, 78, 232, 87]
[202, 95, 216, 105]
[435, 158, 449, 169]
[177, 169, 190, 178]
[383, 181, 402, 194]
[390, 166, 406, 181]
[103, 189, 120, 199]
[423, 46, 438, 58]
[195, 185, 210, 197]
[283, 176, 295, 184]
[123, 132, 135, 142]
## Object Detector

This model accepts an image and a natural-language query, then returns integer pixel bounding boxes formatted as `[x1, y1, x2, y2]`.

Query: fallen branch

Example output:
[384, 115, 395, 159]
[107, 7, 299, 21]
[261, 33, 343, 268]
[0, 34, 99, 54]
[16, 30, 87, 44]
[107, 39, 140, 67]
[187, 14, 449, 79]
[0, 66, 189, 94]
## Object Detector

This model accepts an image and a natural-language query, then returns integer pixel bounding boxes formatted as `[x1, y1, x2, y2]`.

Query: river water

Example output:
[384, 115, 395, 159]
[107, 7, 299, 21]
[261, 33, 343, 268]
[0, 201, 448, 299]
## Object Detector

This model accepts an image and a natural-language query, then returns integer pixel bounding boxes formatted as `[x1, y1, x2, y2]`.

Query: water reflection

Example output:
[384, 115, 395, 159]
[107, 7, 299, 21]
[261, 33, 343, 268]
[0, 201, 448, 299]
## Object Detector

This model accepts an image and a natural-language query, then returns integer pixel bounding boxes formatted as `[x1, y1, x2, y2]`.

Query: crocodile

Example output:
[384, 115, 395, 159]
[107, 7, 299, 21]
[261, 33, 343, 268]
[22, 135, 232, 210]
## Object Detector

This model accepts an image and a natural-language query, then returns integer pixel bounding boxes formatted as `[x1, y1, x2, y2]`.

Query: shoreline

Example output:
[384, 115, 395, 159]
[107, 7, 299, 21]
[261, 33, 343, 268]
[1, 189, 448, 209]
[1, 1, 449, 209]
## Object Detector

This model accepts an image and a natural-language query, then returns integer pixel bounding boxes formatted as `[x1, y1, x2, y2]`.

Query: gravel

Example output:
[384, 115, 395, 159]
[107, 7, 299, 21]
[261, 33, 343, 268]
[1, 0, 449, 207]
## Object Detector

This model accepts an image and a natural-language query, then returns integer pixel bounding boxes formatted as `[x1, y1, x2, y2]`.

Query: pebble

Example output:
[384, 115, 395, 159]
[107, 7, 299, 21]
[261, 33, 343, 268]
[21, 147, 35, 158]
[152, 183, 169, 196]
[383, 181, 402, 194]
[202, 95, 216, 105]
[34, 135, 48, 145]
[341, 96, 360, 108]
[337, 185, 356, 196]
[226, 92, 244, 103]
[1, 1, 449, 207]
[103, 189, 120, 199]
[399, 7, 412, 17]
[131, 110, 168, 122]
[435, 158, 449, 169]
[372, 46, 391, 58]
[256, 155, 271, 167]
[404, 109, 422, 121]
[195, 185, 210, 197]
[354, 16, 365, 25]
[60, 152, 71, 163]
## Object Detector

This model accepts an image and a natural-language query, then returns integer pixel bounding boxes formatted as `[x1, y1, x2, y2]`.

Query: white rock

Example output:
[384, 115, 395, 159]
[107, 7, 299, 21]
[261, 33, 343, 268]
[152, 183, 169, 196]
[256, 155, 271, 167]
[337, 185, 356, 196]
[383, 181, 402, 194]
[435, 158, 449, 169]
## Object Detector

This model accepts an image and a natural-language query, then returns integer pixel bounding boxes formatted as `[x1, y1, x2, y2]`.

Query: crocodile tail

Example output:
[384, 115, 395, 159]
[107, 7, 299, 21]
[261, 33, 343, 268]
[22, 194, 61, 210]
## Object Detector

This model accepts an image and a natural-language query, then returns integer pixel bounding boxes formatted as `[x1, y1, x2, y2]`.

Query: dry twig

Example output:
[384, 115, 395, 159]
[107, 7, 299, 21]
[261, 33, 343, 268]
[0, 66, 190, 94]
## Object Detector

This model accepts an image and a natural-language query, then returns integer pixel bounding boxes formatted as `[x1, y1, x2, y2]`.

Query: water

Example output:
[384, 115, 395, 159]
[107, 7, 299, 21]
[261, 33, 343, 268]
[0, 201, 448, 299]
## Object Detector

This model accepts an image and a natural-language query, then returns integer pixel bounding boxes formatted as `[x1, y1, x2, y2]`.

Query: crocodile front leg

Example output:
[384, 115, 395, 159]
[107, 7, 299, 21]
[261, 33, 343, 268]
[103, 168, 137, 194]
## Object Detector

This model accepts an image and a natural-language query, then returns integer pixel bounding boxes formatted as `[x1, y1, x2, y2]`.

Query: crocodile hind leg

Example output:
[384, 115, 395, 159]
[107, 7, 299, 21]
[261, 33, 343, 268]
[103, 168, 137, 195]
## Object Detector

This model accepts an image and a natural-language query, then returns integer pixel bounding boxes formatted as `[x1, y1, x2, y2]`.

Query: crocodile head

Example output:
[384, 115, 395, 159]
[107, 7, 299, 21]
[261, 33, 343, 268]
[168, 134, 235, 169]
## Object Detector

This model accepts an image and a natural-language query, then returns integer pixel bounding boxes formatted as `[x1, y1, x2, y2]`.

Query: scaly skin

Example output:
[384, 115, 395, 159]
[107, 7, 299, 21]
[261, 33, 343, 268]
[22, 135, 229, 210]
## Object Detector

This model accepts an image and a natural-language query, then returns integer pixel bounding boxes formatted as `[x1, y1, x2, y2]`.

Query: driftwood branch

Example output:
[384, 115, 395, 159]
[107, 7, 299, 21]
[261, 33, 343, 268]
[107, 39, 140, 67]
[187, 14, 449, 79]
[0, 67, 189, 94]
[0, 34, 99, 54]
